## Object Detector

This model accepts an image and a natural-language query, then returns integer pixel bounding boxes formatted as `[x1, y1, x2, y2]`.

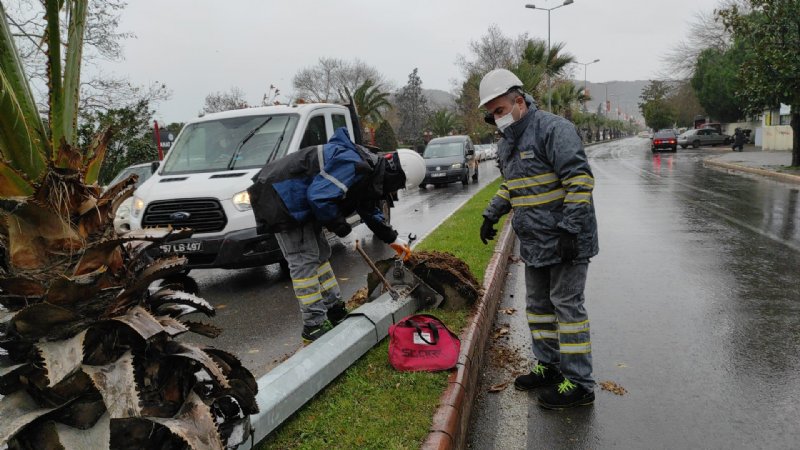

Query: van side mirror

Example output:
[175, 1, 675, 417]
[151, 161, 160, 174]
[466, 148, 474, 156]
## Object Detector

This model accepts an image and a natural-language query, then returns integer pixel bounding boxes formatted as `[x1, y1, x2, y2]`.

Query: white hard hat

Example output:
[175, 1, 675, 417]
[395, 148, 426, 189]
[478, 69, 524, 108]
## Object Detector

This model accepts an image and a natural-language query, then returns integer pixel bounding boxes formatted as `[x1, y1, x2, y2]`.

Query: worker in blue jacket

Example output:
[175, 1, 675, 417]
[478, 69, 599, 410]
[249, 127, 411, 342]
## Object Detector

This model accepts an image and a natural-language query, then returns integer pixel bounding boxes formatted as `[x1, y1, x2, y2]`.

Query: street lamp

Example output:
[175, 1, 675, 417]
[576, 59, 599, 111]
[525, 0, 575, 112]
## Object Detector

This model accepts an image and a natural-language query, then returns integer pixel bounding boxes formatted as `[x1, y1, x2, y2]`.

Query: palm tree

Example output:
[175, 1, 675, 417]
[548, 83, 591, 121]
[428, 109, 460, 137]
[0, 3, 256, 449]
[511, 39, 576, 110]
[343, 79, 391, 127]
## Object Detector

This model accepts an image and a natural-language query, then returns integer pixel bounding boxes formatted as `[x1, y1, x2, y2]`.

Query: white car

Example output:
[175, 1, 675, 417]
[107, 162, 156, 234]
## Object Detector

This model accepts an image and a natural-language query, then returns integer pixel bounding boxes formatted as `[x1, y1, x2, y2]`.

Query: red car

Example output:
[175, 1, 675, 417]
[652, 130, 678, 152]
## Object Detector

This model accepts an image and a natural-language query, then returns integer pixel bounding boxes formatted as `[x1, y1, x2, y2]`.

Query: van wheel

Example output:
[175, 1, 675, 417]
[461, 173, 469, 186]
[472, 167, 479, 182]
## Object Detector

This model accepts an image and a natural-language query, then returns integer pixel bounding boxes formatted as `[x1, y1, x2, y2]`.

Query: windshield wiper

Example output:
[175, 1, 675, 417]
[227, 117, 273, 170]
[263, 118, 292, 167]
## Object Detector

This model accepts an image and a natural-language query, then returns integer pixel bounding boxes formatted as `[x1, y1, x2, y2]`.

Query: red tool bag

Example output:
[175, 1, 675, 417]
[388, 314, 461, 372]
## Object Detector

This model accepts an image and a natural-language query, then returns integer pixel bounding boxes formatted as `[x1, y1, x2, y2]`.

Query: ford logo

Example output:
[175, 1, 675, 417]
[170, 211, 191, 221]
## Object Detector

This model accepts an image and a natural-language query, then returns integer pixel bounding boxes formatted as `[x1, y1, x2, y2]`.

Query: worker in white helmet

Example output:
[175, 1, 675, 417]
[478, 68, 599, 410]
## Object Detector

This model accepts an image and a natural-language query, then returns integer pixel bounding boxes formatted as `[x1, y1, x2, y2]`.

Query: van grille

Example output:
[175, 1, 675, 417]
[142, 198, 227, 233]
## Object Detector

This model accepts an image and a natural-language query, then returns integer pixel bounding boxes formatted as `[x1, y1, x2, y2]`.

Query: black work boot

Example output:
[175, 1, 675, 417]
[514, 362, 564, 391]
[301, 321, 332, 344]
[327, 302, 349, 326]
[538, 379, 595, 410]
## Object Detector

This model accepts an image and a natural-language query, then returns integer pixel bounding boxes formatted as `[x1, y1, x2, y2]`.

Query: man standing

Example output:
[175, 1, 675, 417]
[249, 127, 415, 343]
[478, 69, 599, 409]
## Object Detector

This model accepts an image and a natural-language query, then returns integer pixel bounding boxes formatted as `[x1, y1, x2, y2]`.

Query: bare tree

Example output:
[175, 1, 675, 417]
[292, 57, 387, 103]
[6, 0, 170, 115]
[662, 0, 750, 79]
[456, 25, 530, 77]
[201, 87, 250, 115]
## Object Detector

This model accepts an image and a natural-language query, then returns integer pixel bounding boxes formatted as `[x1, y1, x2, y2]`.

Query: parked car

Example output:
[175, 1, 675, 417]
[652, 130, 678, 152]
[128, 103, 394, 271]
[677, 128, 731, 148]
[108, 162, 157, 233]
[475, 144, 495, 161]
[420, 135, 479, 187]
[638, 131, 652, 138]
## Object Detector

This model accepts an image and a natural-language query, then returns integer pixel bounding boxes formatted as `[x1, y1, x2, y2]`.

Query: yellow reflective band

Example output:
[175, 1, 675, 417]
[558, 320, 590, 333]
[296, 289, 321, 300]
[527, 313, 557, 324]
[320, 277, 339, 292]
[507, 173, 558, 190]
[291, 274, 317, 283]
[563, 174, 594, 187]
[497, 190, 510, 201]
[532, 330, 559, 340]
[564, 192, 592, 204]
[511, 188, 566, 208]
[293, 278, 319, 289]
[560, 342, 591, 354]
[317, 262, 333, 278]
[300, 294, 324, 305]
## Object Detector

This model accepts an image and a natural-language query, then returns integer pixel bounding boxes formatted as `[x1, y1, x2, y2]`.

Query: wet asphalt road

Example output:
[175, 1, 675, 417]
[468, 138, 800, 449]
[179, 161, 501, 377]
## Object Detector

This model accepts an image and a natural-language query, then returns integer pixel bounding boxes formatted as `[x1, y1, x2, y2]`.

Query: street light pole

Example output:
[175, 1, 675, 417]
[576, 58, 599, 111]
[525, 0, 574, 112]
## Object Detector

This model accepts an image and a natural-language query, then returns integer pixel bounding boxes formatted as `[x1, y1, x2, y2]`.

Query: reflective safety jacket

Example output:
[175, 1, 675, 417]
[483, 106, 599, 267]
[248, 127, 398, 243]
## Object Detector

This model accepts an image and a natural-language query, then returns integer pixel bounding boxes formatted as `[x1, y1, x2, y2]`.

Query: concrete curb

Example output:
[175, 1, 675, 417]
[421, 217, 517, 450]
[238, 291, 421, 448]
[704, 158, 800, 185]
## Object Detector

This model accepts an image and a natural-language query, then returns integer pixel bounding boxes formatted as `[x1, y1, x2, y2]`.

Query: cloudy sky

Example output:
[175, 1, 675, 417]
[99, 0, 723, 123]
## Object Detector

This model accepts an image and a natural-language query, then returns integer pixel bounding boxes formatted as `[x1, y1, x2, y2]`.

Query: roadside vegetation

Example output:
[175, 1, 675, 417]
[261, 179, 506, 449]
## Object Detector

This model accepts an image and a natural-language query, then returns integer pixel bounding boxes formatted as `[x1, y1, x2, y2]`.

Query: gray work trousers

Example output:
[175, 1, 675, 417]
[525, 262, 595, 390]
[275, 222, 342, 327]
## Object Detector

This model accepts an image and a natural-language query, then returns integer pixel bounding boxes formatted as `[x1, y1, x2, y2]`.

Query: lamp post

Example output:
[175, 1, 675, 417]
[576, 59, 599, 111]
[525, 0, 574, 112]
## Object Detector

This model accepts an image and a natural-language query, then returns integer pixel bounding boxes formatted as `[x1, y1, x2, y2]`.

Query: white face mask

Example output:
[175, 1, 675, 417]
[495, 102, 518, 132]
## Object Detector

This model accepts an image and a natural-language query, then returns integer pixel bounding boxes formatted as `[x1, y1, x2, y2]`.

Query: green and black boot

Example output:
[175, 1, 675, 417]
[538, 379, 595, 410]
[301, 321, 333, 344]
[514, 362, 564, 391]
[327, 302, 349, 326]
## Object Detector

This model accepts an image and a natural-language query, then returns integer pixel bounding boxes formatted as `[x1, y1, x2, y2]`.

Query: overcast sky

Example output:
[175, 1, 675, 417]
[100, 0, 723, 123]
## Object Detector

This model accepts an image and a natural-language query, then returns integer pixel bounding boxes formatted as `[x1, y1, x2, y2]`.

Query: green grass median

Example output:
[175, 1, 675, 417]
[260, 178, 506, 450]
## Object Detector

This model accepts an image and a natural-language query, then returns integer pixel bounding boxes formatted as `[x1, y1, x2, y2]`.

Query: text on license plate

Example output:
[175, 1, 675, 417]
[160, 241, 203, 253]
[431, 172, 446, 177]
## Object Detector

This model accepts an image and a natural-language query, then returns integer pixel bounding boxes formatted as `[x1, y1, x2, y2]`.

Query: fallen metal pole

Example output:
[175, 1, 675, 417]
[354, 239, 400, 300]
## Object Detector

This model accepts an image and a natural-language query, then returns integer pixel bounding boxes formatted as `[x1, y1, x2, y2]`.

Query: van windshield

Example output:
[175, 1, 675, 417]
[423, 142, 464, 158]
[162, 114, 299, 174]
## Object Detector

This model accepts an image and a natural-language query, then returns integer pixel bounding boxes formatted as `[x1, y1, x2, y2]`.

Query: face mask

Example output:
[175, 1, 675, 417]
[495, 102, 518, 132]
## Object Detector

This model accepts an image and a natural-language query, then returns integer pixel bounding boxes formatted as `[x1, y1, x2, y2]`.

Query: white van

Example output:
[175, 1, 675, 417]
[129, 103, 371, 271]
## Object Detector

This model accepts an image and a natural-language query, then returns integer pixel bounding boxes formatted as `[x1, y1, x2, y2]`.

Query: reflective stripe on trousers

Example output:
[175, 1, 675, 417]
[525, 261, 594, 390]
[275, 222, 342, 327]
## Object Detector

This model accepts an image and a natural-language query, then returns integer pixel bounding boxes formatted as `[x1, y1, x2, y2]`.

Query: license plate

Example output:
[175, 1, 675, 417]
[431, 172, 446, 178]
[160, 241, 203, 253]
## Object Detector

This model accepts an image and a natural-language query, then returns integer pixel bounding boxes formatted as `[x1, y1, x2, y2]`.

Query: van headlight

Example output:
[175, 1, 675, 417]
[132, 197, 145, 218]
[450, 163, 462, 169]
[232, 190, 251, 211]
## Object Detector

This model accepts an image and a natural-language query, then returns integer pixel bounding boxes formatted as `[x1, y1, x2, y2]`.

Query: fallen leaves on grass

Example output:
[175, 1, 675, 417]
[488, 381, 510, 393]
[599, 380, 627, 396]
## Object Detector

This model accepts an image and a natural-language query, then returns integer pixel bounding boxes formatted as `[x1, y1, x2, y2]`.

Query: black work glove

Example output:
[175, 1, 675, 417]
[557, 231, 579, 262]
[327, 221, 352, 238]
[480, 217, 498, 245]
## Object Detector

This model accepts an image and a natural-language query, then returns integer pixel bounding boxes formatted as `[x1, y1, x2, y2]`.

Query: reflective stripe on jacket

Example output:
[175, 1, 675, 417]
[483, 106, 599, 267]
